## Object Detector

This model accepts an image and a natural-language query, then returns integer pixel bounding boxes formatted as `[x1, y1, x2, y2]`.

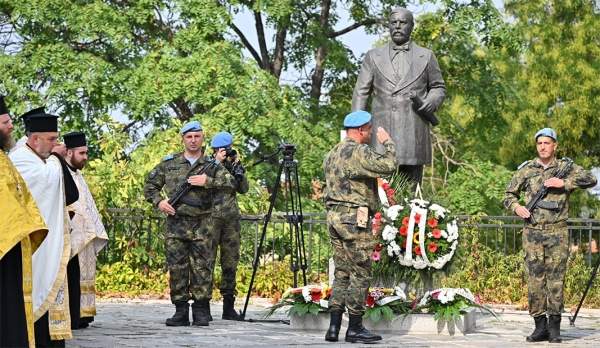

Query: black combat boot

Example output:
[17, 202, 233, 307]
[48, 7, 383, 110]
[526, 315, 549, 342]
[191, 300, 211, 326]
[548, 315, 562, 343]
[345, 314, 382, 343]
[222, 295, 241, 320]
[165, 302, 190, 326]
[325, 311, 343, 342]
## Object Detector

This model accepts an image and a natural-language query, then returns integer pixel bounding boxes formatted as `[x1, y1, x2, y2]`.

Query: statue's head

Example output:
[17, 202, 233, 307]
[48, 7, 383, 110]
[389, 8, 414, 45]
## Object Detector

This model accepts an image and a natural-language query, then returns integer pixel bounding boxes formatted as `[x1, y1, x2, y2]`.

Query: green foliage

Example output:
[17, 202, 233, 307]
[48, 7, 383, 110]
[96, 262, 168, 297]
[442, 159, 513, 215]
[289, 301, 322, 316]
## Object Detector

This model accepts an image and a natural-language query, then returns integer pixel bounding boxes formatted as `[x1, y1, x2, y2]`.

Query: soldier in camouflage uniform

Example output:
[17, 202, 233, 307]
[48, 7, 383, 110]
[207, 132, 249, 320]
[143, 121, 237, 327]
[504, 128, 597, 343]
[323, 110, 397, 343]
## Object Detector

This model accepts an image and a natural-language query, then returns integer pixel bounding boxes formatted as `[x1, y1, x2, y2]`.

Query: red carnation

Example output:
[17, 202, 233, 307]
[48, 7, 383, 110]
[432, 229, 442, 239]
[399, 225, 408, 236]
[427, 218, 438, 228]
[414, 245, 422, 256]
[402, 217, 410, 226]
[382, 183, 390, 190]
[374, 212, 382, 220]
[427, 242, 438, 253]
[366, 294, 376, 308]
[414, 213, 421, 224]
[310, 289, 322, 302]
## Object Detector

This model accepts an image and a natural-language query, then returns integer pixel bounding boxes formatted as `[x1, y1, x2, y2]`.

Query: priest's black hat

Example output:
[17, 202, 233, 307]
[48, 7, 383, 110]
[25, 112, 58, 133]
[63, 131, 87, 149]
[0, 96, 8, 115]
[20, 107, 46, 131]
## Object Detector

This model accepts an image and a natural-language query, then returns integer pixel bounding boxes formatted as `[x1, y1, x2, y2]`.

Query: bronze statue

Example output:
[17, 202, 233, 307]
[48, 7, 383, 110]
[352, 8, 446, 184]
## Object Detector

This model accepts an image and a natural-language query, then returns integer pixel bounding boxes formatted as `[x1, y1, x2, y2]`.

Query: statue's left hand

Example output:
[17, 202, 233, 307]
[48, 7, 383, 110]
[418, 99, 434, 114]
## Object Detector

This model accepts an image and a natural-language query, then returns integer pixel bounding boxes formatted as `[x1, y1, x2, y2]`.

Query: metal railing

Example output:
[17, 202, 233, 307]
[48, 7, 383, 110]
[100, 209, 600, 268]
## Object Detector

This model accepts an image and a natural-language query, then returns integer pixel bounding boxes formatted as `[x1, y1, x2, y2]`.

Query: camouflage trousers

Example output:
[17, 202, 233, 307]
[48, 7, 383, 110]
[165, 215, 215, 303]
[523, 222, 569, 317]
[327, 209, 374, 316]
[209, 216, 241, 297]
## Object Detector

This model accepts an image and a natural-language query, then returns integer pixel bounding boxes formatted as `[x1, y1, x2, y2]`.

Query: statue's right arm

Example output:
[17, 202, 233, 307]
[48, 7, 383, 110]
[352, 53, 374, 112]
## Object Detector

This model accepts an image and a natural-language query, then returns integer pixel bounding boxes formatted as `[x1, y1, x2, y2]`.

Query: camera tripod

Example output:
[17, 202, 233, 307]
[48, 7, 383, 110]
[239, 144, 308, 321]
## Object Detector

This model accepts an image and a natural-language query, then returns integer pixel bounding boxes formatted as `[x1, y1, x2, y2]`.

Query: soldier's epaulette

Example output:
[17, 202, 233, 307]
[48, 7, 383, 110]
[162, 154, 175, 162]
[517, 160, 530, 170]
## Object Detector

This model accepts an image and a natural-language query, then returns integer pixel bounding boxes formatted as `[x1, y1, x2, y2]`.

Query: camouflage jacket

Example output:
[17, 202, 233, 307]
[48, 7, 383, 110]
[504, 157, 597, 224]
[323, 137, 397, 212]
[211, 160, 249, 220]
[143, 152, 236, 217]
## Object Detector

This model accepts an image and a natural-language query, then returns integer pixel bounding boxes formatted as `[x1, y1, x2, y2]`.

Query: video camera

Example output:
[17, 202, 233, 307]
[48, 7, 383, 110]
[278, 143, 296, 162]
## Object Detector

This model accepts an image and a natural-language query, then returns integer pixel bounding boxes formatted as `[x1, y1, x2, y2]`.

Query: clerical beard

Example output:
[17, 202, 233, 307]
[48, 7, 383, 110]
[0, 129, 15, 151]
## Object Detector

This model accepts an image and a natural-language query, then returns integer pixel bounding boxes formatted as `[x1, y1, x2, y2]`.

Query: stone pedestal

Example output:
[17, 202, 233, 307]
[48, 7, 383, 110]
[290, 309, 477, 336]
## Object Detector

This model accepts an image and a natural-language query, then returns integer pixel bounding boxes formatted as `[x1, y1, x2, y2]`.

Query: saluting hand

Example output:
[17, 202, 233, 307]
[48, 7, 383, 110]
[158, 199, 176, 216]
[376, 127, 391, 144]
[188, 173, 208, 186]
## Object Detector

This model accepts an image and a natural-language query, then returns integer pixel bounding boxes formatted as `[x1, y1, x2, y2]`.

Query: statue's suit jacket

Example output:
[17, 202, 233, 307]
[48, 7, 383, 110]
[352, 41, 446, 165]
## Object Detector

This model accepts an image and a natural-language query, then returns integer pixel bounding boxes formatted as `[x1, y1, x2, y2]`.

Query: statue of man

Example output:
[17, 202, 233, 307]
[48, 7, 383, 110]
[352, 7, 446, 184]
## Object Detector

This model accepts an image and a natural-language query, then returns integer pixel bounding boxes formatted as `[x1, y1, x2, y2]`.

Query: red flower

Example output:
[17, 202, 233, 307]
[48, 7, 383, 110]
[374, 212, 382, 220]
[366, 294, 376, 308]
[402, 216, 410, 226]
[414, 213, 421, 224]
[431, 291, 441, 300]
[432, 229, 442, 239]
[374, 243, 383, 252]
[427, 242, 438, 253]
[399, 225, 408, 236]
[382, 183, 390, 190]
[371, 250, 381, 262]
[427, 218, 438, 228]
[310, 288, 322, 302]
[414, 246, 422, 256]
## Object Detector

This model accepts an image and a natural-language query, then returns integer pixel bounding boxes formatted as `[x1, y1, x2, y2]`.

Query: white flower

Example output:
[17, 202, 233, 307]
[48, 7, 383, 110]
[378, 183, 390, 207]
[389, 240, 401, 255]
[441, 230, 448, 239]
[381, 225, 397, 242]
[301, 287, 311, 303]
[394, 286, 407, 301]
[429, 203, 446, 219]
[385, 204, 403, 221]
[387, 245, 395, 257]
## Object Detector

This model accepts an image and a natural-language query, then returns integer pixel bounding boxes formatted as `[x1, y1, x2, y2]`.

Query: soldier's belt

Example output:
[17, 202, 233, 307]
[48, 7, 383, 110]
[526, 220, 567, 230]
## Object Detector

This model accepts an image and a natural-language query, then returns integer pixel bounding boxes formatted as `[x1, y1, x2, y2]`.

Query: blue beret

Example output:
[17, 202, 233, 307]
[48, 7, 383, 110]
[180, 121, 202, 134]
[343, 110, 372, 128]
[211, 131, 233, 148]
[535, 128, 557, 141]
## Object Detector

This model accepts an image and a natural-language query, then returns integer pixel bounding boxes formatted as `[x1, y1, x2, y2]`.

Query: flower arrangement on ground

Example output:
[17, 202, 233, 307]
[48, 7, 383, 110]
[415, 287, 497, 323]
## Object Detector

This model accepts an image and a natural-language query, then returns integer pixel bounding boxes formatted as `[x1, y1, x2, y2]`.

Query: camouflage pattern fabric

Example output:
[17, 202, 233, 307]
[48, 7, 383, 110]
[210, 217, 241, 296]
[504, 157, 597, 317]
[323, 137, 397, 316]
[523, 223, 569, 316]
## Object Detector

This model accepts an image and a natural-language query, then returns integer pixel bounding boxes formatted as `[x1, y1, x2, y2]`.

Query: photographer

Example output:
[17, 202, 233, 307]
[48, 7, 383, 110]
[208, 131, 249, 320]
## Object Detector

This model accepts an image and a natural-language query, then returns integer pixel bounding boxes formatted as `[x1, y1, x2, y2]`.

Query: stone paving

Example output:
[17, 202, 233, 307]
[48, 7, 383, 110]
[68, 299, 600, 347]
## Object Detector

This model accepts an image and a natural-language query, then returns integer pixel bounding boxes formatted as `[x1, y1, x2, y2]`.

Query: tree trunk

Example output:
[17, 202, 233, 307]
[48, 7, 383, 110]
[271, 15, 290, 79]
[309, 0, 332, 102]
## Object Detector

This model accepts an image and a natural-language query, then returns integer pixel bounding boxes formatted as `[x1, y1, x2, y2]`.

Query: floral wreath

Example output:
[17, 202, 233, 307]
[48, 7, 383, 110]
[371, 179, 459, 270]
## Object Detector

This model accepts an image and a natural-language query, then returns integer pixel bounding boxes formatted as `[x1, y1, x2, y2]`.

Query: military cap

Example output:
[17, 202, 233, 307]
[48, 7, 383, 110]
[535, 128, 557, 141]
[180, 120, 202, 135]
[211, 131, 233, 148]
[64, 131, 87, 149]
[0, 96, 8, 115]
[343, 110, 372, 128]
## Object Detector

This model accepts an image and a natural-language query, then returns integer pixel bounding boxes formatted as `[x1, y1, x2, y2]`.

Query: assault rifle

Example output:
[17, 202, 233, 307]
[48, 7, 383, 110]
[408, 91, 439, 126]
[168, 159, 217, 209]
[525, 157, 573, 223]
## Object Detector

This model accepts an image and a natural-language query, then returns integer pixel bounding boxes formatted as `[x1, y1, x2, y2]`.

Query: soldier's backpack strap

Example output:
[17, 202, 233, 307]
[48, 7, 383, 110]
[517, 160, 530, 170]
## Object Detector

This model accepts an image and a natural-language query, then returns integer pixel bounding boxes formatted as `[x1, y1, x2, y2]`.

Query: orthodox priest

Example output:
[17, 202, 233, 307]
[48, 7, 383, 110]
[63, 131, 108, 330]
[0, 96, 48, 348]
[10, 108, 79, 347]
